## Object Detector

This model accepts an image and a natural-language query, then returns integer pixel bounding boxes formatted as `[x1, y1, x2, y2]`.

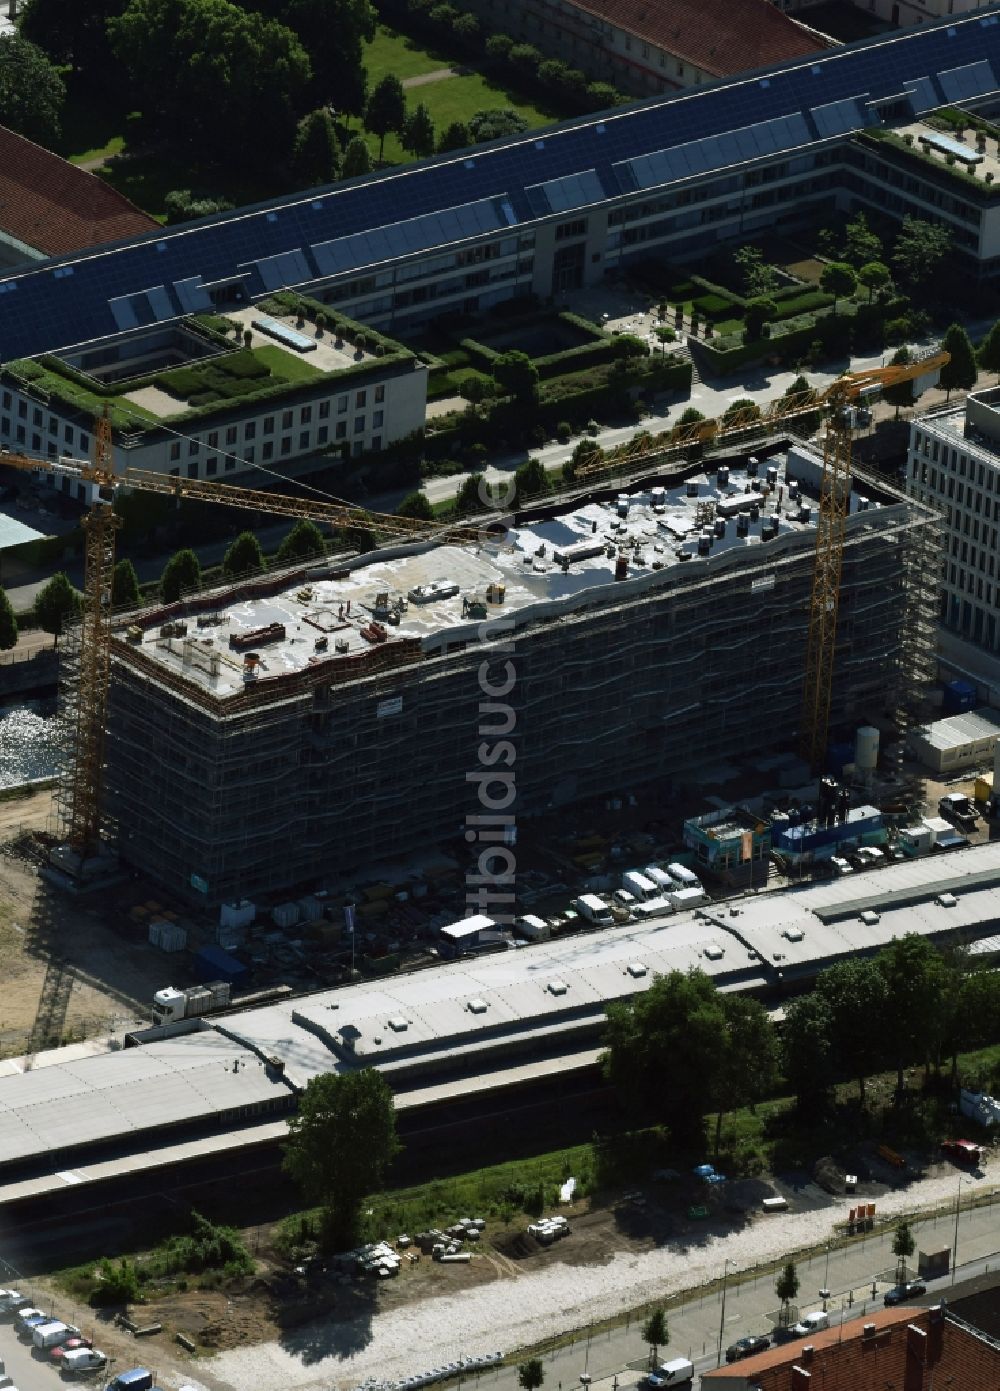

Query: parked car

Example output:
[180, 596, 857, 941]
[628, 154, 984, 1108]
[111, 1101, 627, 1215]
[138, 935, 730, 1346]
[790, 1310, 830, 1337]
[50, 1339, 94, 1363]
[59, 1349, 107, 1378]
[14, 1309, 46, 1337]
[884, 1280, 927, 1305]
[726, 1334, 772, 1362]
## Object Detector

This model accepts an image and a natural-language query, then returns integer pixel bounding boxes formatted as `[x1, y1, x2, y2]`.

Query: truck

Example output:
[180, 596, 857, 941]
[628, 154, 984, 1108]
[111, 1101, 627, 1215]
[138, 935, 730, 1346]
[151, 982, 292, 1025]
[572, 894, 614, 926]
[622, 870, 657, 901]
[939, 792, 978, 833]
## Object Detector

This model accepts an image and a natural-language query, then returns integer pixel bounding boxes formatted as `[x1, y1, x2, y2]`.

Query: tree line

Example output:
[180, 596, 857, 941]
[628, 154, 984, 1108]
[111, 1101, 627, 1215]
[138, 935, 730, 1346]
[601, 934, 1000, 1149]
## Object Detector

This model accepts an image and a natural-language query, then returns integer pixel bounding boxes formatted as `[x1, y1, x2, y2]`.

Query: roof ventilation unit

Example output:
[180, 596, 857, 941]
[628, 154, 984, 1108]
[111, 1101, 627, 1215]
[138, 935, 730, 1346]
[627, 962, 648, 978]
[388, 1017, 408, 1033]
[860, 910, 881, 926]
[937, 892, 958, 907]
[467, 998, 489, 1015]
[547, 980, 569, 996]
[704, 943, 724, 961]
[783, 926, 804, 942]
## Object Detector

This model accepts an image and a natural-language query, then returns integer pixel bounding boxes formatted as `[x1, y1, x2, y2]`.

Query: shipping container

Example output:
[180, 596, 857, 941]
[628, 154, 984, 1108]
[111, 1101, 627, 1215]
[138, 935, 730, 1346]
[193, 944, 248, 985]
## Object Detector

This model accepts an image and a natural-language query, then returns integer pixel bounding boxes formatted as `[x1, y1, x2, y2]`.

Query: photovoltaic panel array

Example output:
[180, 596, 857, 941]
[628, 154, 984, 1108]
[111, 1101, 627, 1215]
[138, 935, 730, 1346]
[524, 169, 607, 217]
[619, 113, 812, 192]
[310, 196, 515, 278]
[810, 96, 869, 140]
[903, 76, 942, 113]
[937, 60, 996, 102]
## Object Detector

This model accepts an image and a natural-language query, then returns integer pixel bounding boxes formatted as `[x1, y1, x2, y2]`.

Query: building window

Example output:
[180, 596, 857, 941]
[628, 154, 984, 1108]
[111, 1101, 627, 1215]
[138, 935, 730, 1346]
[317, 425, 328, 445]
[170, 442, 181, 461]
[225, 456, 236, 471]
[245, 446, 255, 463]
[15, 426, 24, 444]
[677, 61, 685, 76]
[226, 426, 237, 445]
[352, 440, 364, 457]
[337, 395, 348, 414]
[374, 385, 385, 403]
[336, 421, 347, 439]
[31, 433, 41, 452]
[17, 401, 26, 419]
[206, 457, 218, 475]
[1, 418, 8, 436]
[280, 436, 291, 456]
[371, 436, 382, 452]
[1, 391, 9, 410]
[555, 218, 587, 240]
[80, 433, 89, 452]
[263, 416, 274, 435]
[262, 441, 274, 460]
[48, 416, 57, 434]
[300, 405, 312, 423]
[189, 439, 200, 456]
[299, 431, 309, 449]
[282, 410, 293, 428]
[187, 462, 198, 479]
[208, 431, 219, 448]
[245, 421, 256, 439]
[356, 390, 367, 408]
[32, 408, 42, 427]
[354, 415, 365, 434]
[319, 401, 330, 418]
[63, 425, 73, 443]
[373, 410, 384, 428]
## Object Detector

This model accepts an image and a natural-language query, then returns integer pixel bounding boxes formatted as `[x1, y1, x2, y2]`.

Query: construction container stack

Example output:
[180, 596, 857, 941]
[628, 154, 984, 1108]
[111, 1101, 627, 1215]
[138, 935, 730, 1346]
[148, 918, 188, 952]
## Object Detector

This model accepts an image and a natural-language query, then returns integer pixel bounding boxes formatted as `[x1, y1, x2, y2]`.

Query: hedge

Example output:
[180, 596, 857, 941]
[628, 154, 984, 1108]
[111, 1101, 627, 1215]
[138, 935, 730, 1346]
[772, 291, 834, 319]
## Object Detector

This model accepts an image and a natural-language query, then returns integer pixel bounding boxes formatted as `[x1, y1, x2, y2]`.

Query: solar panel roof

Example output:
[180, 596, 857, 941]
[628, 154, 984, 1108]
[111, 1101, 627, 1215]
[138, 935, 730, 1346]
[1, 8, 1000, 361]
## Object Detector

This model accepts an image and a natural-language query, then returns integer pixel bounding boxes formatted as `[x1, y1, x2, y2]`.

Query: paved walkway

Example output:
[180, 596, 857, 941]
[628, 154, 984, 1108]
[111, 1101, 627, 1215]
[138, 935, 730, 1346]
[403, 67, 458, 88]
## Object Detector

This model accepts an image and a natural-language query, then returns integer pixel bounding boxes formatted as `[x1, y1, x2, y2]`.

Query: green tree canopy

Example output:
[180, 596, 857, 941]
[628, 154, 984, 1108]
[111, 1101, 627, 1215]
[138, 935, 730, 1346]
[781, 992, 835, 1113]
[641, 1309, 669, 1364]
[0, 33, 66, 145]
[253, 0, 375, 114]
[979, 320, 1000, 382]
[396, 490, 433, 520]
[939, 322, 978, 398]
[292, 107, 341, 187]
[33, 571, 81, 643]
[109, 0, 311, 167]
[283, 1068, 399, 1249]
[733, 245, 779, 298]
[857, 260, 891, 302]
[517, 1361, 544, 1391]
[878, 934, 951, 1091]
[19, 0, 125, 71]
[815, 958, 887, 1103]
[775, 1262, 799, 1324]
[276, 518, 325, 564]
[438, 120, 470, 153]
[364, 73, 406, 160]
[0, 586, 17, 651]
[341, 134, 372, 178]
[677, 407, 705, 425]
[467, 108, 528, 142]
[843, 211, 883, 267]
[883, 346, 916, 418]
[745, 296, 777, 341]
[713, 994, 777, 1152]
[493, 350, 539, 403]
[892, 1220, 915, 1282]
[514, 457, 551, 501]
[111, 558, 141, 608]
[454, 472, 488, 516]
[402, 102, 435, 158]
[892, 216, 951, 287]
[819, 261, 857, 311]
[222, 531, 265, 578]
[160, 547, 202, 603]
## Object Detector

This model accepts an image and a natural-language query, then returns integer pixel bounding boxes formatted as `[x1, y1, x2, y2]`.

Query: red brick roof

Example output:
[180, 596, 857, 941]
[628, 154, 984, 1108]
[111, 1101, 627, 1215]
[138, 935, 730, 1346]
[570, 0, 827, 78]
[0, 126, 156, 259]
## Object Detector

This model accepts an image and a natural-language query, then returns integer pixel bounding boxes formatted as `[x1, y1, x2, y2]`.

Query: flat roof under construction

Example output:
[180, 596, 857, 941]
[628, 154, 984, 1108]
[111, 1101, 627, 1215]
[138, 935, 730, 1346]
[120, 452, 902, 698]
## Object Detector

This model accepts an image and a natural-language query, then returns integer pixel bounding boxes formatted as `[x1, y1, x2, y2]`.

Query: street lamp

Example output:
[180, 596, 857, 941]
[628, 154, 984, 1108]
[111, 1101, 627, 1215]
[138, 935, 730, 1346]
[952, 1176, 964, 1286]
[717, 1258, 735, 1366]
[820, 1240, 832, 1310]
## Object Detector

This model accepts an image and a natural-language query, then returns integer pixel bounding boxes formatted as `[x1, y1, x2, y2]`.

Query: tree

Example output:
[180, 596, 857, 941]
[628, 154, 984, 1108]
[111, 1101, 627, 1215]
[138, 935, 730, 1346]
[396, 490, 433, 520]
[402, 102, 435, 158]
[745, 296, 777, 341]
[713, 995, 777, 1154]
[586, 81, 619, 110]
[341, 135, 372, 178]
[438, 120, 470, 153]
[892, 216, 951, 288]
[364, 73, 405, 160]
[292, 107, 341, 186]
[19, 0, 126, 72]
[677, 407, 705, 426]
[484, 33, 514, 64]
[160, 548, 202, 603]
[494, 350, 539, 404]
[111, 558, 140, 608]
[260, 0, 375, 115]
[857, 260, 891, 303]
[0, 587, 17, 651]
[602, 969, 725, 1148]
[276, 518, 325, 565]
[722, 398, 761, 423]
[109, 0, 312, 168]
[517, 1360, 544, 1391]
[514, 457, 551, 502]
[0, 33, 66, 146]
[641, 1309, 669, 1365]
[878, 935, 951, 1092]
[283, 1069, 399, 1249]
[454, 472, 488, 516]
[892, 1220, 915, 1284]
[467, 108, 528, 142]
[815, 958, 887, 1104]
[883, 346, 915, 419]
[782, 993, 835, 1113]
[33, 572, 81, 645]
[222, 531, 265, 578]
[452, 11, 479, 44]
[775, 1263, 799, 1326]
[819, 261, 857, 312]
[939, 322, 978, 399]
[734, 245, 779, 298]
[509, 42, 541, 76]
[843, 211, 883, 268]
[979, 319, 1000, 382]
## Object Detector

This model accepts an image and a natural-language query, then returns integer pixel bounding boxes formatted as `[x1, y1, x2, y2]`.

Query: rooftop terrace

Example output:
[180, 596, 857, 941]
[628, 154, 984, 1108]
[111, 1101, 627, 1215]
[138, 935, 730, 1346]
[119, 450, 905, 699]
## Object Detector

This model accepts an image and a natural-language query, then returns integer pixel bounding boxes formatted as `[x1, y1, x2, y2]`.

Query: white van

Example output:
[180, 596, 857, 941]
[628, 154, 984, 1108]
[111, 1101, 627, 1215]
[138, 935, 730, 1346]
[667, 863, 700, 889]
[643, 866, 674, 892]
[792, 1310, 830, 1336]
[33, 1321, 71, 1350]
[622, 871, 657, 901]
[633, 897, 673, 920]
[647, 1358, 694, 1387]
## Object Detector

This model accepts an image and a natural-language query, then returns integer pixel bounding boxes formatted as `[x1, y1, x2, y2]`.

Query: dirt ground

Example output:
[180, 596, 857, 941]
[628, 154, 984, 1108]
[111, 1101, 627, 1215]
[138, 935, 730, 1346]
[0, 788, 180, 1055]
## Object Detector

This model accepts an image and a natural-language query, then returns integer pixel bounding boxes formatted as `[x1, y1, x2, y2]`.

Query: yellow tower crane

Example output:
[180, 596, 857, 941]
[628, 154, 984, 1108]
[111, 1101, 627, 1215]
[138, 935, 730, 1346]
[2, 426, 483, 860]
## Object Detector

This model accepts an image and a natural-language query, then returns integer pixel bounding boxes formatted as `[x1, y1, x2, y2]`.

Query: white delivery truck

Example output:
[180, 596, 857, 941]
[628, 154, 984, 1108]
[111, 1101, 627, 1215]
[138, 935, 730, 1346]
[572, 894, 614, 926]
[622, 870, 657, 901]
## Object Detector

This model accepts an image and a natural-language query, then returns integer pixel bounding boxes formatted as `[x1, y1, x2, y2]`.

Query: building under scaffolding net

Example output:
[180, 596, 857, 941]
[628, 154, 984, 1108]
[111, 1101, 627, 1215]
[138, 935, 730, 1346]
[84, 443, 940, 905]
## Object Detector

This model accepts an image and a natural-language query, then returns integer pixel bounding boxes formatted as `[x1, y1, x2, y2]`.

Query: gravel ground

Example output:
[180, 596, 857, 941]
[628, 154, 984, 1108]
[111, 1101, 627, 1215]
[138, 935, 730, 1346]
[204, 1167, 978, 1391]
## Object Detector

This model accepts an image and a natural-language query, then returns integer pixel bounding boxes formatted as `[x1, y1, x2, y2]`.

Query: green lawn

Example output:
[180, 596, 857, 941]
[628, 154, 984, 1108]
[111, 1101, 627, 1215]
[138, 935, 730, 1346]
[16, 363, 159, 429]
[58, 91, 131, 166]
[363, 23, 453, 81]
[253, 344, 324, 383]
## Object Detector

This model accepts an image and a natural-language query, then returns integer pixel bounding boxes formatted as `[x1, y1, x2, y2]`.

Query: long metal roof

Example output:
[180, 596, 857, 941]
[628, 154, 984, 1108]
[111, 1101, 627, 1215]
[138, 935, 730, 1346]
[2, 9, 1000, 360]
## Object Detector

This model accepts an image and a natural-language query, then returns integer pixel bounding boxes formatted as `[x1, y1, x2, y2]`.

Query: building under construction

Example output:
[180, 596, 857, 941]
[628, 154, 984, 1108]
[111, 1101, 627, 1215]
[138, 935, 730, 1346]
[99, 446, 940, 905]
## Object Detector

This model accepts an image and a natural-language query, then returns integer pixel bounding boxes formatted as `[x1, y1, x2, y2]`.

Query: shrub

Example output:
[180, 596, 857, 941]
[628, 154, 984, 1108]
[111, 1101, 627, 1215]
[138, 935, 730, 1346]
[556, 420, 572, 441]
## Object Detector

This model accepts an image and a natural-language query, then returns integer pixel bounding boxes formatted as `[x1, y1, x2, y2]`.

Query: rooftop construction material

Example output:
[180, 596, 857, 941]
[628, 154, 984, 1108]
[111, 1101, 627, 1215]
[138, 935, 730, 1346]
[102, 450, 940, 904]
